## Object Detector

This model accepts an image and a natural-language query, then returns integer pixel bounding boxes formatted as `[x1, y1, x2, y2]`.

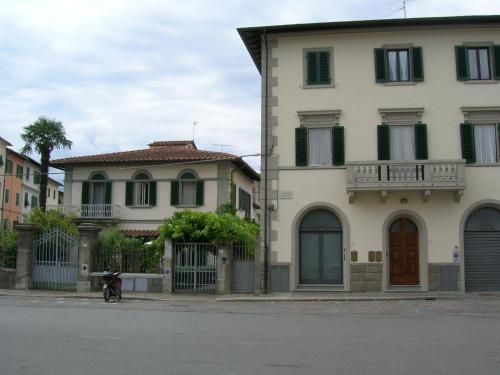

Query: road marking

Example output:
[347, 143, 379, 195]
[55, 300, 65, 304]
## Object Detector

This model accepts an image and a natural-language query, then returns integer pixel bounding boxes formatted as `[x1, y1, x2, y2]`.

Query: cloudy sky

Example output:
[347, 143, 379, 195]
[1, 0, 499, 176]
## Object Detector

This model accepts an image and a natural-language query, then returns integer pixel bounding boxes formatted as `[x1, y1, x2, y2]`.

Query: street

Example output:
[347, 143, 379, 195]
[0, 296, 499, 375]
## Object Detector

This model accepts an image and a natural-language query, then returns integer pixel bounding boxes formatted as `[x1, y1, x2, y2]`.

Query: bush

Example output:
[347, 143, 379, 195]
[26, 208, 78, 237]
[157, 209, 259, 250]
[0, 228, 17, 268]
[98, 227, 142, 252]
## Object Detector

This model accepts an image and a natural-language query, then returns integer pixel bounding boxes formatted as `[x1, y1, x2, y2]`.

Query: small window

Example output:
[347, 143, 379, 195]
[387, 49, 410, 82]
[48, 188, 51, 197]
[31, 195, 38, 208]
[390, 125, 415, 161]
[308, 128, 331, 166]
[305, 49, 332, 86]
[474, 124, 498, 163]
[24, 193, 29, 207]
[238, 188, 252, 219]
[180, 172, 196, 206]
[33, 171, 41, 184]
[15, 193, 19, 207]
[53, 190, 56, 199]
[5, 189, 9, 204]
[25, 167, 30, 181]
[468, 47, 491, 80]
[16, 165, 23, 179]
[5, 160, 13, 174]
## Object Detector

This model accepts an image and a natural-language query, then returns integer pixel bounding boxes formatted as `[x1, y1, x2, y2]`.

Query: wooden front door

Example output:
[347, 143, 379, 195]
[389, 218, 419, 285]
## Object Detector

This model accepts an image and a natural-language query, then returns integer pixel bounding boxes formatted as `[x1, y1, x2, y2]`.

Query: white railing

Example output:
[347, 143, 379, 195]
[346, 160, 466, 191]
[47, 204, 120, 219]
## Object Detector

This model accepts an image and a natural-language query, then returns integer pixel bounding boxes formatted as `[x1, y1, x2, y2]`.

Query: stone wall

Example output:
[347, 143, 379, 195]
[350, 263, 383, 292]
[0, 267, 16, 289]
[428, 264, 461, 292]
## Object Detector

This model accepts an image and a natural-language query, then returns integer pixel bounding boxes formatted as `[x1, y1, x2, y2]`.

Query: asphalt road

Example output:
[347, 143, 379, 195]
[0, 296, 500, 375]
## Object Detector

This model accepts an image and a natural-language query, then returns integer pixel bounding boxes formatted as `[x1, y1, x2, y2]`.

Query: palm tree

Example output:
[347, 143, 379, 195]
[21, 116, 72, 211]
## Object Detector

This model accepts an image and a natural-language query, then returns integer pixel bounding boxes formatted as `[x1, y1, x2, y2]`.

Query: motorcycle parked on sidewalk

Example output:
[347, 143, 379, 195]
[102, 271, 122, 302]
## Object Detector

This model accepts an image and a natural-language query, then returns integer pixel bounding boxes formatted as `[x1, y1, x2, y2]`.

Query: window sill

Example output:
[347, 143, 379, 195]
[175, 205, 200, 208]
[382, 81, 417, 86]
[128, 205, 154, 209]
[465, 163, 500, 167]
[302, 83, 336, 89]
[279, 165, 346, 170]
[463, 80, 498, 84]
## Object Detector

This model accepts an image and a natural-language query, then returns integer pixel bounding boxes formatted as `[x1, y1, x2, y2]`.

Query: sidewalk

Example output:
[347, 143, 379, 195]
[0, 288, 469, 302]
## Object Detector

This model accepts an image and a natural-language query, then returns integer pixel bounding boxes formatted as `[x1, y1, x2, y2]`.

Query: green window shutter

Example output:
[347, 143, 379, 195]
[411, 47, 424, 81]
[125, 181, 133, 206]
[455, 46, 468, 81]
[332, 126, 345, 166]
[170, 180, 179, 206]
[5, 160, 12, 174]
[104, 182, 112, 204]
[374, 48, 387, 83]
[196, 180, 204, 206]
[295, 127, 308, 166]
[460, 123, 475, 163]
[414, 123, 428, 160]
[33, 171, 40, 184]
[81, 182, 90, 204]
[5, 189, 9, 204]
[306, 52, 318, 85]
[15, 193, 19, 207]
[493, 45, 500, 80]
[318, 51, 330, 84]
[377, 124, 391, 160]
[230, 182, 236, 207]
[16, 165, 23, 179]
[149, 181, 157, 206]
[0, 155, 3, 168]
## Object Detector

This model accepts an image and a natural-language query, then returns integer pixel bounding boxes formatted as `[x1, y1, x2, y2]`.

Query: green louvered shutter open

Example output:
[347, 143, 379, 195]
[411, 47, 424, 81]
[81, 182, 90, 204]
[125, 182, 133, 206]
[196, 180, 204, 206]
[149, 181, 157, 206]
[460, 123, 475, 163]
[374, 48, 387, 83]
[295, 127, 308, 166]
[170, 180, 179, 206]
[493, 45, 500, 80]
[332, 126, 345, 166]
[104, 182, 112, 204]
[455, 46, 468, 81]
[414, 123, 428, 160]
[0, 155, 3, 168]
[306, 52, 318, 85]
[318, 51, 330, 84]
[377, 125, 391, 160]
[230, 182, 236, 207]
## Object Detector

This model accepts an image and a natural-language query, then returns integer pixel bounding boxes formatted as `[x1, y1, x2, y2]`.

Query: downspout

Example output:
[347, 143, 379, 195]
[263, 29, 270, 294]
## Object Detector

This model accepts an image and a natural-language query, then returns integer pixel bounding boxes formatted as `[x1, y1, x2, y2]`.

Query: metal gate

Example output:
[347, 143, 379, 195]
[173, 243, 217, 293]
[464, 207, 500, 291]
[32, 228, 79, 290]
[231, 243, 255, 292]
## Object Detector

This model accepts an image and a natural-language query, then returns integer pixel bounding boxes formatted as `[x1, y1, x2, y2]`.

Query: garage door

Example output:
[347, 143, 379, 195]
[464, 207, 500, 292]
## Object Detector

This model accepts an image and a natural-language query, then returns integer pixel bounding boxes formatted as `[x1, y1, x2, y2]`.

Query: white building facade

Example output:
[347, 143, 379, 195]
[240, 16, 500, 293]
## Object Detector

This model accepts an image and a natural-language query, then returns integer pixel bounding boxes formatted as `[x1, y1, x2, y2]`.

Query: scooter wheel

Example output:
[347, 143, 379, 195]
[104, 288, 111, 302]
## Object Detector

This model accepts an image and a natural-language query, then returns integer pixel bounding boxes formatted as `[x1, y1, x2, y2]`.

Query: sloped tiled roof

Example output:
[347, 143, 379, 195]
[50, 140, 260, 181]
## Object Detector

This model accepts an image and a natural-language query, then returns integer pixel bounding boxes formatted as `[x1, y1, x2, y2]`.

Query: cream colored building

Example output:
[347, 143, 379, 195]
[51, 141, 259, 238]
[240, 16, 500, 293]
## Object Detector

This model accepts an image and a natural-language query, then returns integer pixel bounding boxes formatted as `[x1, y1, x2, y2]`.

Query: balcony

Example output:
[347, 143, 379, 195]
[48, 204, 121, 221]
[346, 160, 466, 203]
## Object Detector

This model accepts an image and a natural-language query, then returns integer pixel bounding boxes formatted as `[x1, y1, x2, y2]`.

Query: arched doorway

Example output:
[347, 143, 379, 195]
[389, 217, 419, 285]
[299, 209, 343, 284]
[464, 207, 500, 291]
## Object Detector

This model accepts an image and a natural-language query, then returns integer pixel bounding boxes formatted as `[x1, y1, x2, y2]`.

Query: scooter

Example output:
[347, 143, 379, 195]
[102, 271, 122, 302]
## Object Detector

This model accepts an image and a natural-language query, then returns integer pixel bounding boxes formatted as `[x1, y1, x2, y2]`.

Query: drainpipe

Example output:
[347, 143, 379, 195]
[263, 29, 270, 294]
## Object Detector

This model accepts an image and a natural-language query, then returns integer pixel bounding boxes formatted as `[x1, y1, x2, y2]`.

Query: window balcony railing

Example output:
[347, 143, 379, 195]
[346, 159, 466, 203]
[47, 204, 120, 219]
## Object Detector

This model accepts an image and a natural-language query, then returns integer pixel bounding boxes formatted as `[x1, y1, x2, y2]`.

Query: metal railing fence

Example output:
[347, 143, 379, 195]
[92, 247, 163, 274]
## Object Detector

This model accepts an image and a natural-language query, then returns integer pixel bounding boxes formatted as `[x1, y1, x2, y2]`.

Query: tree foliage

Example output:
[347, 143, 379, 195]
[157, 209, 259, 249]
[26, 208, 78, 237]
[21, 116, 72, 211]
[0, 228, 17, 269]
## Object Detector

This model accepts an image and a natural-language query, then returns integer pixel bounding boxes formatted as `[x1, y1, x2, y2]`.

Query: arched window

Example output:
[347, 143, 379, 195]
[125, 171, 156, 207]
[82, 172, 111, 210]
[171, 170, 204, 206]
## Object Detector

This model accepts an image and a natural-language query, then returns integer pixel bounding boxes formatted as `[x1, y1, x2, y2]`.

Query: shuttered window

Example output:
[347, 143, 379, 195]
[5, 159, 13, 174]
[461, 123, 499, 164]
[238, 188, 251, 219]
[171, 172, 204, 206]
[374, 47, 424, 83]
[378, 124, 428, 161]
[295, 126, 345, 167]
[16, 165, 23, 179]
[305, 50, 331, 86]
[456, 45, 500, 81]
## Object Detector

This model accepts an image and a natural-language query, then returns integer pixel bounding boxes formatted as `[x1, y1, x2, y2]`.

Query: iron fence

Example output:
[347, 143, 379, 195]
[173, 242, 217, 293]
[93, 247, 163, 274]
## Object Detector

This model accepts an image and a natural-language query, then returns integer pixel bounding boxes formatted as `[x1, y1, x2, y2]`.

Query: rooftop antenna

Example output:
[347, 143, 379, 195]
[212, 144, 231, 152]
[387, 0, 412, 18]
[192, 121, 198, 143]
